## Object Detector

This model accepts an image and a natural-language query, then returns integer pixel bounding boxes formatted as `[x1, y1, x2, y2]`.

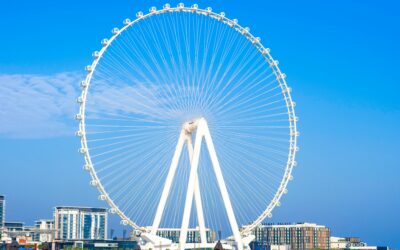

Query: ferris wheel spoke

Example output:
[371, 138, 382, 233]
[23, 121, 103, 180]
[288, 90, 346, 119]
[212, 77, 280, 116]
[100, 139, 175, 198]
[208, 55, 273, 113]
[130, 26, 184, 113]
[221, 147, 285, 187]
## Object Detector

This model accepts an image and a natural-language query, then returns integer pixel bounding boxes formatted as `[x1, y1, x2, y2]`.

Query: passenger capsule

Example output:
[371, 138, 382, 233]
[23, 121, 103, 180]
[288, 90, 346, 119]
[85, 65, 92, 72]
[271, 60, 279, 66]
[101, 39, 109, 46]
[149, 6, 156, 13]
[136, 11, 144, 18]
[291, 131, 300, 137]
[112, 28, 119, 35]
[92, 51, 100, 58]
[262, 48, 270, 55]
[290, 116, 299, 122]
[83, 164, 91, 171]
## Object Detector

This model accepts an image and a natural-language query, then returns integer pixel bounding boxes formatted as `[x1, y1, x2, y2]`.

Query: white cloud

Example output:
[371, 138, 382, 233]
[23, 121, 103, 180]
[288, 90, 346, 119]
[0, 71, 206, 138]
[0, 72, 82, 138]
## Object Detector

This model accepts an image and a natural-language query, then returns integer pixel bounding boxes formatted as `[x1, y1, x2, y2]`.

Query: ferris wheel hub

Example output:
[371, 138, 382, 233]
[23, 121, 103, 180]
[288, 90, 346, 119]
[183, 117, 205, 134]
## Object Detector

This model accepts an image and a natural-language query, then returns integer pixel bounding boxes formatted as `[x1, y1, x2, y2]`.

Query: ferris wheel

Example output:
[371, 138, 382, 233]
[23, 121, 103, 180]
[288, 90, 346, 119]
[77, 3, 298, 250]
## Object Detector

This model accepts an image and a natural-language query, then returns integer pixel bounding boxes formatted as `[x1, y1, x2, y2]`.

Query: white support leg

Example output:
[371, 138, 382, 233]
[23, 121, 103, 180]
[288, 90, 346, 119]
[179, 124, 204, 250]
[187, 136, 207, 244]
[203, 120, 243, 250]
[152, 130, 186, 234]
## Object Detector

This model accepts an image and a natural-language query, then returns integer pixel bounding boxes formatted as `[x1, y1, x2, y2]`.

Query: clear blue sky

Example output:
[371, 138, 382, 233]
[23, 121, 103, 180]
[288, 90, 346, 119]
[0, 0, 399, 248]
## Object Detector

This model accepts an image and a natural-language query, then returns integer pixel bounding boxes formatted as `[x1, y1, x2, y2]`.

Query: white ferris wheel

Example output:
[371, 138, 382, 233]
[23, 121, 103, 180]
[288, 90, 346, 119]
[77, 3, 298, 250]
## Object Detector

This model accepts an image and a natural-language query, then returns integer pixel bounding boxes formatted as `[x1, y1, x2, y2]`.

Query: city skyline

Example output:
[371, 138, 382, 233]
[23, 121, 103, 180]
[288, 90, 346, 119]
[0, 0, 399, 249]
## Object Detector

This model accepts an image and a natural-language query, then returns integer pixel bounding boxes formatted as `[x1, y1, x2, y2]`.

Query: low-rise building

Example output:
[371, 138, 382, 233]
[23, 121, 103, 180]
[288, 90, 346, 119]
[330, 236, 391, 250]
[252, 222, 330, 250]
[32, 219, 55, 242]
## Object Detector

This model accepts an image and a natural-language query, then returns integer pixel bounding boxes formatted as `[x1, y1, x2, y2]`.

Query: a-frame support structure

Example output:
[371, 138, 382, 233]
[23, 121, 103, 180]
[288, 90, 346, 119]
[150, 118, 243, 250]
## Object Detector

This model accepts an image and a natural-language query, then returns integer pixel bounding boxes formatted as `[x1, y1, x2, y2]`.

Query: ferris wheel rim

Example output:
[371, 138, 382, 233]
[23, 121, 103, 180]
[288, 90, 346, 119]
[76, 3, 298, 236]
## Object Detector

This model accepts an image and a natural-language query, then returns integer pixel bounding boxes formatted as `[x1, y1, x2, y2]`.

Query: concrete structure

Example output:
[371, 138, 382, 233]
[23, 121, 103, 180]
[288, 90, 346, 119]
[54, 206, 107, 240]
[253, 222, 330, 250]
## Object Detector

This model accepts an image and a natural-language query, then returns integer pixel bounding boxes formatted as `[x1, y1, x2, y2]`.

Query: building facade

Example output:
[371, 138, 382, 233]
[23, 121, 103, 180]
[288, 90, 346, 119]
[54, 207, 107, 240]
[156, 228, 216, 243]
[253, 222, 330, 250]
[32, 219, 55, 242]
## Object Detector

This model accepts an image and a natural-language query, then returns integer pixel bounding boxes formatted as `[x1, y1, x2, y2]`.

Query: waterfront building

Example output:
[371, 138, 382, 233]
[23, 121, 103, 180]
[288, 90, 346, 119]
[156, 228, 216, 243]
[252, 222, 330, 250]
[330, 236, 390, 250]
[54, 206, 107, 240]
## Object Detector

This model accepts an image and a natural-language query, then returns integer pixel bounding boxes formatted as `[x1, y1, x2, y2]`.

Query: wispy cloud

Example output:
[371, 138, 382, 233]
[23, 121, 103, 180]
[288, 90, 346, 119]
[0, 71, 206, 139]
[0, 72, 81, 138]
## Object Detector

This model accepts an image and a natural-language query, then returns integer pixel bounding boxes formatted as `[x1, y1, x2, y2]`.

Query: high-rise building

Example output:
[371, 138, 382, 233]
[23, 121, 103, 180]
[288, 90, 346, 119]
[54, 206, 107, 240]
[253, 222, 330, 250]
[0, 196, 5, 228]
